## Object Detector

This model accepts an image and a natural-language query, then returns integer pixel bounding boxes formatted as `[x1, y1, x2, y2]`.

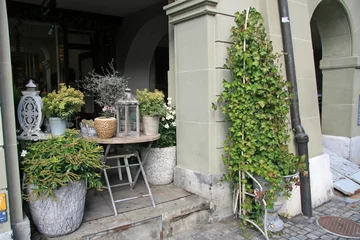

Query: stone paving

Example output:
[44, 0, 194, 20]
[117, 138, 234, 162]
[166, 196, 360, 240]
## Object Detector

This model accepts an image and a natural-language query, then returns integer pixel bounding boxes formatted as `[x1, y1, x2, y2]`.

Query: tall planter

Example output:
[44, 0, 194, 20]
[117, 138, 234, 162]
[253, 173, 299, 232]
[94, 117, 116, 139]
[142, 116, 160, 135]
[142, 146, 176, 185]
[48, 117, 67, 136]
[27, 180, 87, 237]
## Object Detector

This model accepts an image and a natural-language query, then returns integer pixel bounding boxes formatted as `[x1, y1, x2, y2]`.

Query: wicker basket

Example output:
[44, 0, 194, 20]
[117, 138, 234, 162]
[94, 117, 116, 139]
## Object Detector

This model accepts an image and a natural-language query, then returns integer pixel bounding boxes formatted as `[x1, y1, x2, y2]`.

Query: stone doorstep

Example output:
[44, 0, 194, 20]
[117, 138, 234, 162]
[47, 194, 211, 240]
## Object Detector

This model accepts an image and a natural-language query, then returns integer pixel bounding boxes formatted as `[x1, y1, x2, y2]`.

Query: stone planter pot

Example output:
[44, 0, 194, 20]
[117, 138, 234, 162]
[253, 173, 298, 232]
[141, 146, 176, 185]
[142, 116, 159, 135]
[48, 117, 67, 136]
[27, 180, 87, 237]
[94, 117, 116, 139]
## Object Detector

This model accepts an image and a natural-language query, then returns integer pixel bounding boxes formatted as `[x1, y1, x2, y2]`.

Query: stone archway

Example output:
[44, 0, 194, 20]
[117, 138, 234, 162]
[310, 0, 360, 164]
[124, 14, 168, 91]
[310, 0, 353, 137]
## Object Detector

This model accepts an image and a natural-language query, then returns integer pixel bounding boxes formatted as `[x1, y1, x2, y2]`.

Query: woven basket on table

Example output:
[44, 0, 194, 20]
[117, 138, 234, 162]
[94, 117, 116, 139]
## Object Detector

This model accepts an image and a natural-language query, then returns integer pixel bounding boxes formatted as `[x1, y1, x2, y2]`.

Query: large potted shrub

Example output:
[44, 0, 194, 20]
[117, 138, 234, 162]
[136, 89, 166, 135]
[142, 97, 176, 185]
[23, 129, 104, 237]
[42, 84, 85, 135]
[214, 8, 304, 232]
[78, 60, 129, 139]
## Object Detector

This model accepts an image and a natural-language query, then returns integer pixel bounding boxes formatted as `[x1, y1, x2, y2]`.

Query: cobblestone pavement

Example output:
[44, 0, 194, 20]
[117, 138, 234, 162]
[166, 196, 360, 240]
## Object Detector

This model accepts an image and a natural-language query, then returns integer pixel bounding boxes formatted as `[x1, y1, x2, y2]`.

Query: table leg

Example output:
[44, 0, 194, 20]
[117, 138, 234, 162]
[132, 141, 153, 187]
[103, 168, 118, 216]
[134, 150, 156, 208]
[103, 144, 119, 215]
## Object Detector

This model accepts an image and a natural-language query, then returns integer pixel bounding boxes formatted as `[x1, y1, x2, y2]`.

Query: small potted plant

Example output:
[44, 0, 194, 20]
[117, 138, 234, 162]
[22, 129, 104, 237]
[42, 84, 85, 135]
[142, 97, 176, 185]
[136, 88, 166, 135]
[77, 60, 129, 139]
[80, 119, 97, 136]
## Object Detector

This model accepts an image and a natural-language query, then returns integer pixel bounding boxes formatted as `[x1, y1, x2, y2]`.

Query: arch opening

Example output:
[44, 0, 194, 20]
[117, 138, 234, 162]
[310, 0, 352, 129]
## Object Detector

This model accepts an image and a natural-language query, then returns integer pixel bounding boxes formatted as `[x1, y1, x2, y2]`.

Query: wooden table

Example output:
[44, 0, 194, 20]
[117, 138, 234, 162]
[84, 134, 160, 216]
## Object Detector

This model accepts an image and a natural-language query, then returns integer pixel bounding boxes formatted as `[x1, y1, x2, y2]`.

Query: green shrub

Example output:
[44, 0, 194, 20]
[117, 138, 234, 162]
[136, 89, 166, 117]
[42, 84, 85, 119]
[23, 129, 104, 200]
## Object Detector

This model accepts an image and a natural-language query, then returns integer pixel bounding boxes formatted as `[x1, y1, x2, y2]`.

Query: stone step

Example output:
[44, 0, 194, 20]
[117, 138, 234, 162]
[44, 194, 211, 240]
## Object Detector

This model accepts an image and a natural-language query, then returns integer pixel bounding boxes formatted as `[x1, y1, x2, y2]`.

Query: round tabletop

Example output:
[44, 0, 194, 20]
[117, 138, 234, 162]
[84, 133, 160, 145]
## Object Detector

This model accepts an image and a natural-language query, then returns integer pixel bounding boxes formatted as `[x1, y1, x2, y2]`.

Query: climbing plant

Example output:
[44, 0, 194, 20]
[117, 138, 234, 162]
[213, 8, 304, 222]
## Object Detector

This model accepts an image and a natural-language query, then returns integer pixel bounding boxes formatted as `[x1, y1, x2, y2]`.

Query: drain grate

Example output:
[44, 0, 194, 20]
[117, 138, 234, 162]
[316, 216, 360, 238]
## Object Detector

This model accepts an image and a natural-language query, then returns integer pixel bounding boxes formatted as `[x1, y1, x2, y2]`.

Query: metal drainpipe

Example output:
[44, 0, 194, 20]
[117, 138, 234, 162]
[0, 0, 24, 223]
[277, 0, 312, 217]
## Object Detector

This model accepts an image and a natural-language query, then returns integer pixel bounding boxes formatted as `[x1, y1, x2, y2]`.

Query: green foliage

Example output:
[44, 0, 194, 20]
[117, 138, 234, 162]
[77, 60, 129, 117]
[214, 8, 304, 220]
[42, 84, 85, 119]
[23, 129, 105, 201]
[153, 97, 176, 148]
[136, 89, 166, 117]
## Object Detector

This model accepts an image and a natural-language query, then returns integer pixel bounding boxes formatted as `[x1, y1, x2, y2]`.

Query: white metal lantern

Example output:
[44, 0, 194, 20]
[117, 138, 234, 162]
[116, 88, 140, 137]
[17, 79, 44, 139]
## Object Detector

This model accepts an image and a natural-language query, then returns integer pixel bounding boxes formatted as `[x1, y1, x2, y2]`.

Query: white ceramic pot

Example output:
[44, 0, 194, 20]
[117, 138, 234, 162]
[48, 117, 67, 136]
[142, 116, 160, 135]
[141, 146, 176, 185]
[27, 180, 87, 237]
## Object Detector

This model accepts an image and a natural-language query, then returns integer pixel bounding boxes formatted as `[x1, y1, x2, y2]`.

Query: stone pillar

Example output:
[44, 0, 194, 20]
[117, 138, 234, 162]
[0, 1, 31, 239]
[164, 0, 259, 220]
[165, 0, 332, 219]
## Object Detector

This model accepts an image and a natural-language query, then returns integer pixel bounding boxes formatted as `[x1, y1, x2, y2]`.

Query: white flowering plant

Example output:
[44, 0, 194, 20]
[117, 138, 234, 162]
[152, 97, 176, 148]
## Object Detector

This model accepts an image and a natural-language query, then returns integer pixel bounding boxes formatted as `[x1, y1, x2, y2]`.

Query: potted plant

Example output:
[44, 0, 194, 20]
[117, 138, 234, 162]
[42, 84, 85, 135]
[22, 129, 104, 237]
[136, 88, 166, 135]
[142, 97, 176, 185]
[78, 60, 129, 139]
[213, 8, 304, 232]
[80, 119, 97, 136]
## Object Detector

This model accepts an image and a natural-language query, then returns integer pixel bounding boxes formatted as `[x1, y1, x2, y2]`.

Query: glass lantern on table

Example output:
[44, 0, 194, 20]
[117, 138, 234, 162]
[115, 88, 140, 137]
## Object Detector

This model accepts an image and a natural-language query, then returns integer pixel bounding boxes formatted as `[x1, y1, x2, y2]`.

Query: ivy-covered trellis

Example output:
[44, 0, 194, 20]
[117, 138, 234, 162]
[214, 7, 304, 228]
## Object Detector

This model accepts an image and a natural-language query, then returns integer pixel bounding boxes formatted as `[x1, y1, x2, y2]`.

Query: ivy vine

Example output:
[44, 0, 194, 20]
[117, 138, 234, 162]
[214, 8, 304, 222]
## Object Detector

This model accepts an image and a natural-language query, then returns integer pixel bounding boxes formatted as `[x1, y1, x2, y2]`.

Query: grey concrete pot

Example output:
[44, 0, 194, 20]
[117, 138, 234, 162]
[142, 146, 176, 185]
[142, 116, 160, 135]
[27, 180, 87, 237]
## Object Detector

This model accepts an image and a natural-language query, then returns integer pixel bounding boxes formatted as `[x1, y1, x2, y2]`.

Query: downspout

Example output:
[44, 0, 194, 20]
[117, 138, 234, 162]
[277, 0, 312, 217]
[0, 0, 24, 224]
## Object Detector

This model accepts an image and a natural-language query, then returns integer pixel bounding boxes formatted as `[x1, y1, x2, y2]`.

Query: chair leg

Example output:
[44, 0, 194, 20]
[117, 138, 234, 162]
[124, 157, 133, 188]
[117, 158, 123, 181]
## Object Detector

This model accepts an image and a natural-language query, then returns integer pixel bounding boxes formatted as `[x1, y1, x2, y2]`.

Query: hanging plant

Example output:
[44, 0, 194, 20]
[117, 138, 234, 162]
[213, 7, 305, 223]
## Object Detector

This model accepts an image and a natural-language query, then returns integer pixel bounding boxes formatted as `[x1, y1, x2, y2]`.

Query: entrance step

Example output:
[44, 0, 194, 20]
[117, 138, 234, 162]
[44, 194, 211, 240]
[325, 148, 360, 196]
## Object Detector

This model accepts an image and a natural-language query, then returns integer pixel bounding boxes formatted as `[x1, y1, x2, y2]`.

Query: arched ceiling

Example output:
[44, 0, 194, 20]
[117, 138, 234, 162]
[12, 0, 167, 17]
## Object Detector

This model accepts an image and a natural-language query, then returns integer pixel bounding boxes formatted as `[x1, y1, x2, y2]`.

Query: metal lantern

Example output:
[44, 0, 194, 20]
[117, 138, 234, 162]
[17, 79, 44, 139]
[115, 88, 140, 137]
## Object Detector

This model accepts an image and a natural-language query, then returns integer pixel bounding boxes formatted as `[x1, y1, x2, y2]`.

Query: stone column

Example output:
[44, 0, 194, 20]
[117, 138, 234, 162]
[0, 1, 30, 239]
[164, 0, 258, 220]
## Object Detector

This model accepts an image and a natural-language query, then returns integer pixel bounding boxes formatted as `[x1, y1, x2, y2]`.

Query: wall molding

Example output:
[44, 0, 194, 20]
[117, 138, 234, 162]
[164, 0, 218, 24]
